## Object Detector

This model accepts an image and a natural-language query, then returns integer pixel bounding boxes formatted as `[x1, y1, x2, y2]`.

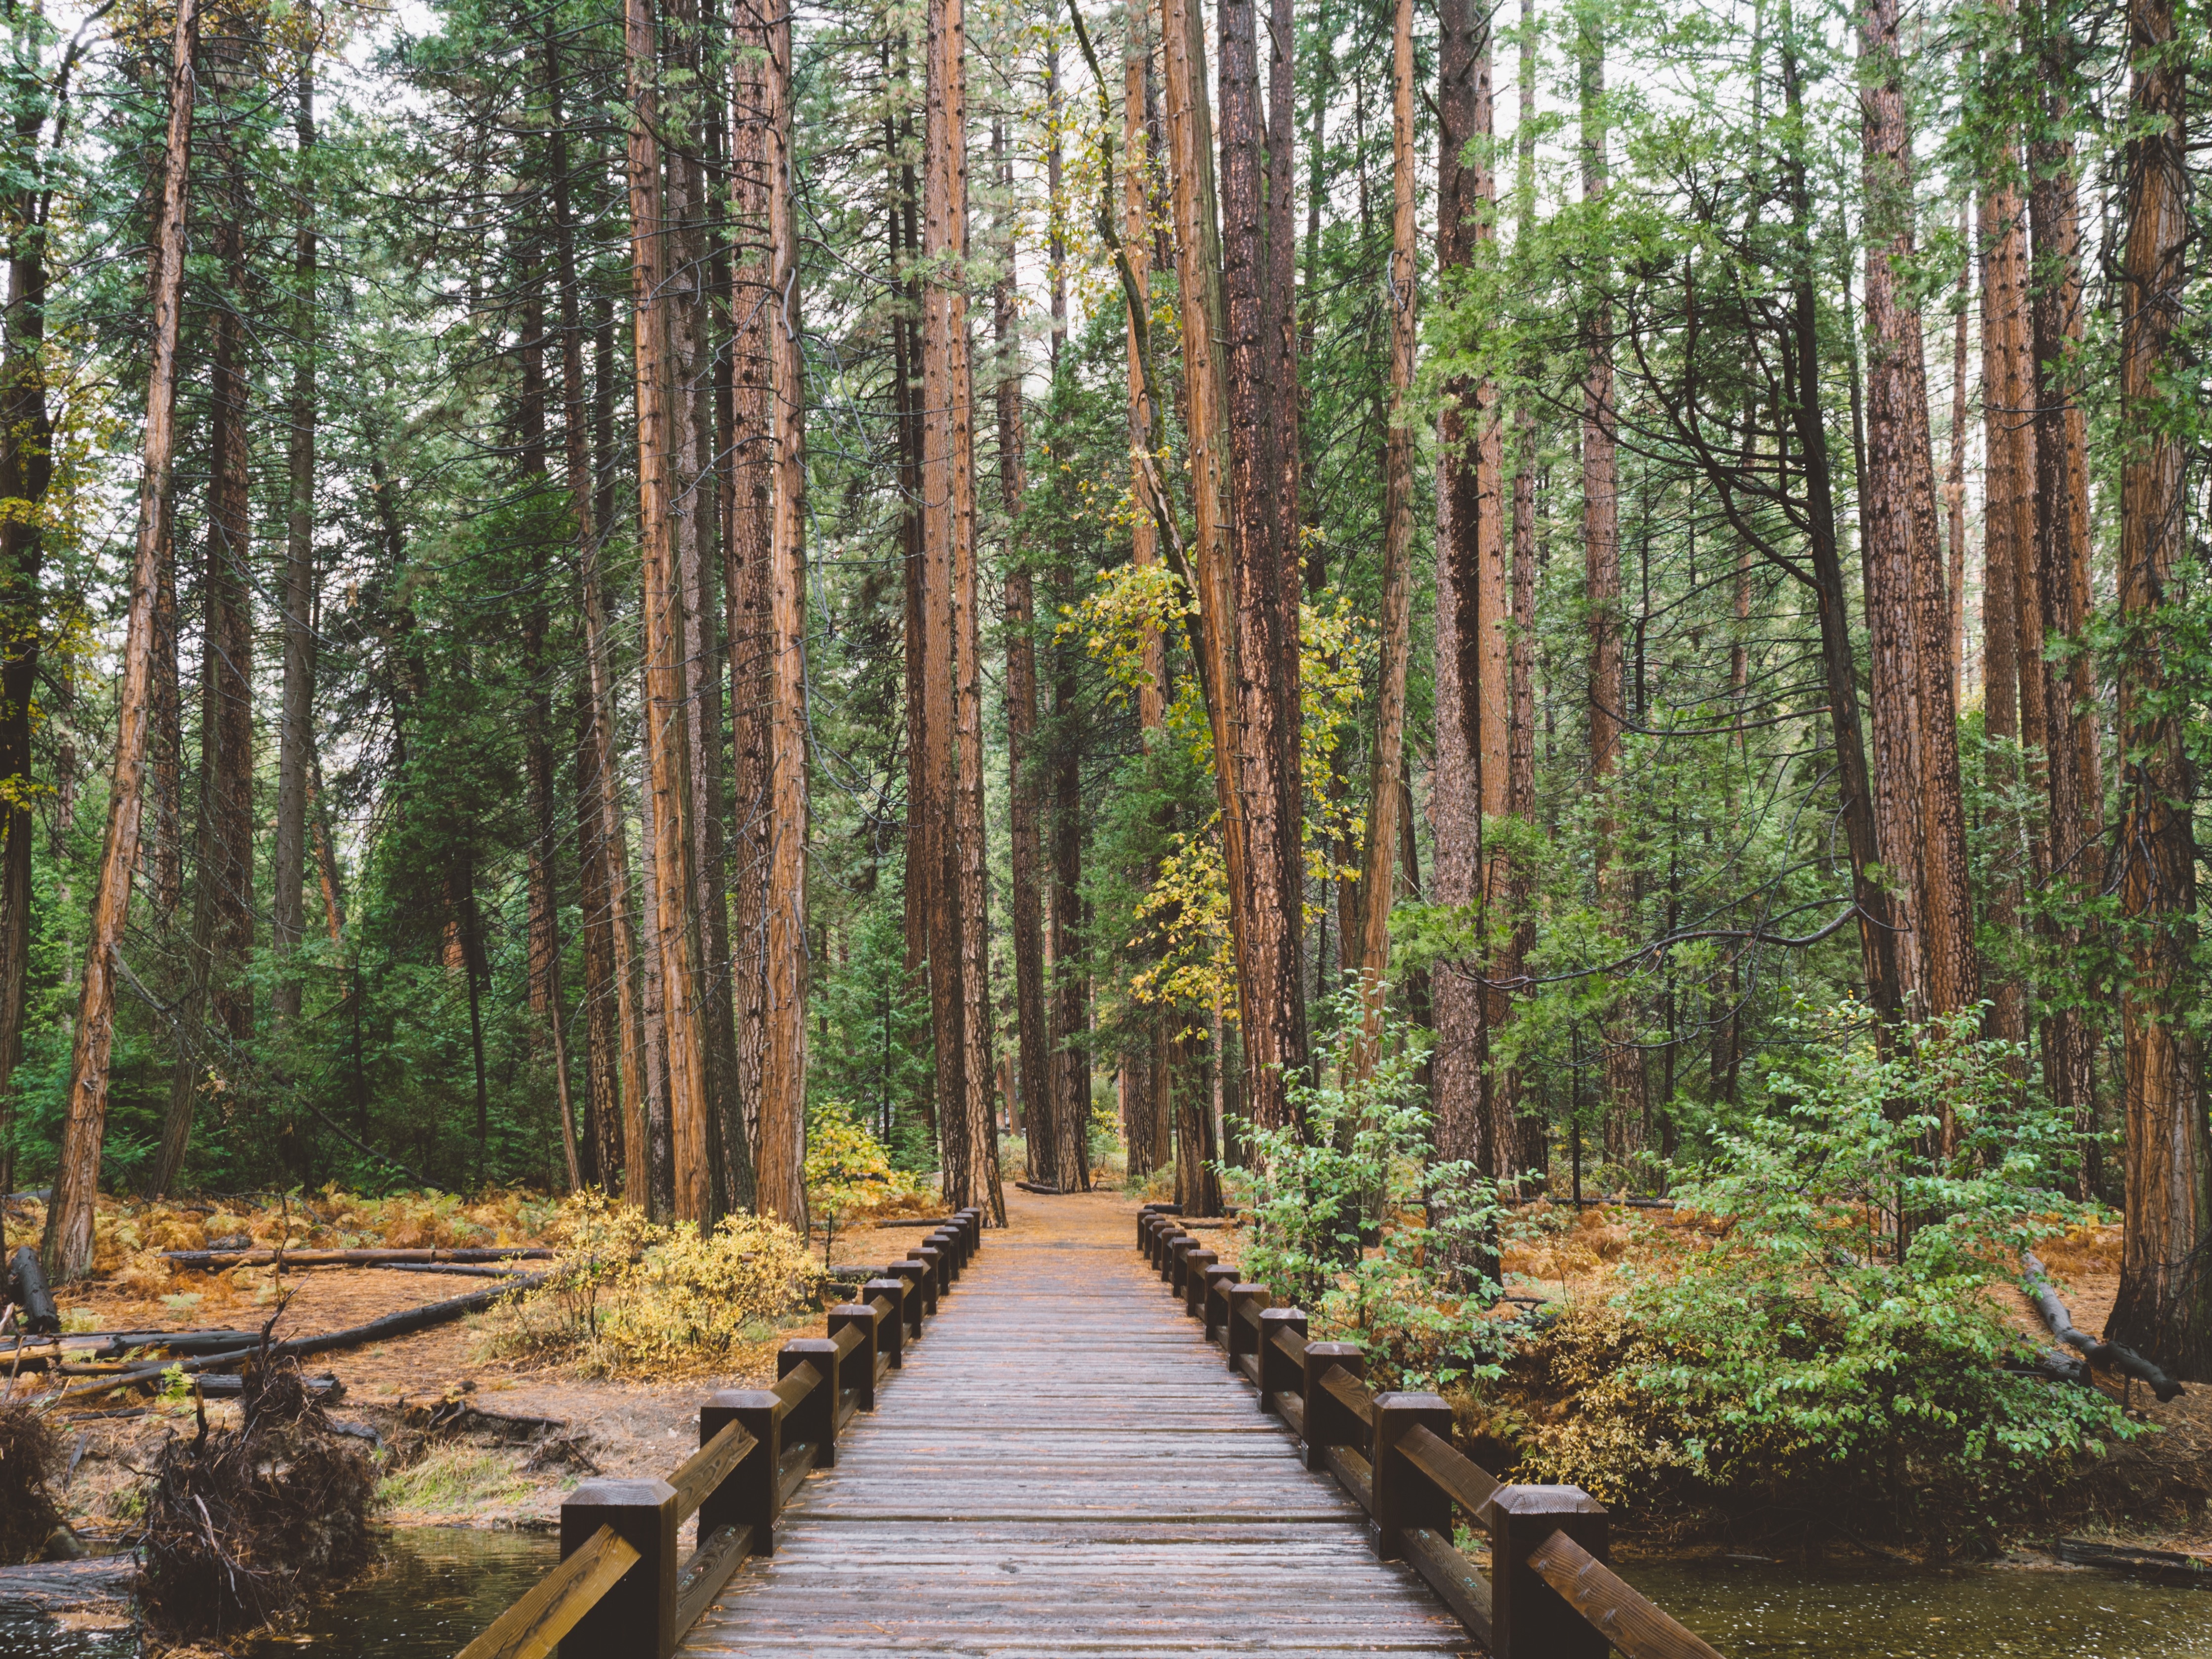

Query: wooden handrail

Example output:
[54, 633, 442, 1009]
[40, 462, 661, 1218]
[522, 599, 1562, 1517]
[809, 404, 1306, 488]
[671, 1419, 758, 1522]
[1322, 1365, 1375, 1428]
[1135, 1219, 1718, 1659]
[1398, 1422, 1498, 1520]
[1525, 1529, 1725, 1659]
[449, 1209, 987, 1659]
[772, 1360, 822, 1413]
[454, 1523, 640, 1659]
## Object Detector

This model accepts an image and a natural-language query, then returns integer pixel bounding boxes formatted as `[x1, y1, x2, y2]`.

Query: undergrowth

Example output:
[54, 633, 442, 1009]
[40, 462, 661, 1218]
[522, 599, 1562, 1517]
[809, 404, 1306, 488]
[480, 1191, 822, 1377]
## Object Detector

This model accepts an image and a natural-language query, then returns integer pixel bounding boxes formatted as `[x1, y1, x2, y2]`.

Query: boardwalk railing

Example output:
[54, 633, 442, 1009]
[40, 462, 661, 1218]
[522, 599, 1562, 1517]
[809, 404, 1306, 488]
[452, 1208, 986, 1659]
[1139, 1204, 1723, 1659]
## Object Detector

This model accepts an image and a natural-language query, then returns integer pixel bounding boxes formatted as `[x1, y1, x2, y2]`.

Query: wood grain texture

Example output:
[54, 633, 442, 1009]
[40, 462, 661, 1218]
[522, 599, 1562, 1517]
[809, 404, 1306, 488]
[454, 1523, 639, 1659]
[1525, 1530, 1722, 1659]
[681, 1191, 1470, 1655]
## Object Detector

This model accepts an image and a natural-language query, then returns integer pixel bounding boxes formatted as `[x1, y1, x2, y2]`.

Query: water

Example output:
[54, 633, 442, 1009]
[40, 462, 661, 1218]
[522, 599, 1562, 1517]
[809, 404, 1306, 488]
[7, 1532, 2208, 1656]
[0, 1528, 556, 1659]
[1623, 1558, 2212, 1658]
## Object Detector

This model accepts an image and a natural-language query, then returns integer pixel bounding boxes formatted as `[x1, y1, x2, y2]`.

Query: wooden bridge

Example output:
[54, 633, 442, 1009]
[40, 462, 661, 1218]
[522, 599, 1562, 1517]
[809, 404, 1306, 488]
[456, 1193, 1721, 1659]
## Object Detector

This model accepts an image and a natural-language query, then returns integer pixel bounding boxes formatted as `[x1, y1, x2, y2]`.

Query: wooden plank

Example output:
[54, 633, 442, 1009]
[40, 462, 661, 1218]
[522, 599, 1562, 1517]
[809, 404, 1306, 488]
[1399, 1422, 1500, 1520]
[670, 1420, 758, 1524]
[1324, 1365, 1377, 1428]
[1525, 1529, 1724, 1659]
[673, 1523, 753, 1637]
[1401, 1527, 1494, 1648]
[453, 1523, 639, 1659]
[775, 1441, 816, 1507]
[1322, 1443, 1376, 1516]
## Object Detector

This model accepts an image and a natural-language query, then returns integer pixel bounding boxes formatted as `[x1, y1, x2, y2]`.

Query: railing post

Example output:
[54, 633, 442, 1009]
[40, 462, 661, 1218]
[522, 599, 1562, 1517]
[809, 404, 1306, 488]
[699, 1388, 782, 1556]
[905, 1245, 943, 1314]
[885, 1260, 929, 1338]
[780, 1336, 841, 1467]
[560, 1478, 679, 1659]
[862, 1277, 908, 1367]
[1227, 1283, 1270, 1371]
[1299, 1342, 1365, 1470]
[1256, 1307, 1307, 1413]
[1168, 1236, 1201, 1289]
[927, 1227, 963, 1286]
[1141, 1214, 1172, 1266]
[1201, 1265, 1239, 1341]
[826, 1302, 883, 1410]
[1181, 1250, 1218, 1318]
[1369, 1392, 1454, 1559]
[1488, 1486, 1610, 1659]
[1158, 1229, 1190, 1281]
[956, 1207, 983, 1256]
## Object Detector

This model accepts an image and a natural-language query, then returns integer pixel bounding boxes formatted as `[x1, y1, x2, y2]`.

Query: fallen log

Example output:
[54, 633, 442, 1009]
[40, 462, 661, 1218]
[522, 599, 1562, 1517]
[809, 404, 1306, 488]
[1013, 1180, 1061, 1195]
[45, 1273, 547, 1404]
[872, 1216, 954, 1228]
[160, 1246, 553, 1270]
[367, 1262, 530, 1279]
[2056, 1538, 2212, 1588]
[7, 1244, 60, 1334]
[2023, 1253, 2184, 1402]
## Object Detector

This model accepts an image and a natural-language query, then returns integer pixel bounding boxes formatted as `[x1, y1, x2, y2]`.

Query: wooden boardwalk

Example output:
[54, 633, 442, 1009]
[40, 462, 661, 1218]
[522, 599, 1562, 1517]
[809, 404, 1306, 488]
[681, 1191, 1470, 1656]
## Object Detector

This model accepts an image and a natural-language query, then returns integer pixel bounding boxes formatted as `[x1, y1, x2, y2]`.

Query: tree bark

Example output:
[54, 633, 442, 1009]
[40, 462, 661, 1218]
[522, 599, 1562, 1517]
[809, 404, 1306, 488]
[2106, 0, 2209, 1379]
[546, 25, 628, 1191]
[1858, 0, 1978, 1036]
[998, 117, 1053, 1192]
[921, 0, 1002, 1220]
[1163, 0, 1306, 1136]
[0, 27, 66, 1200]
[2026, 29, 2097, 1183]
[43, 0, 199, 1279]
[272, 44, 317, 1031]
[757, 0, 810, 1230]
[626, 0, 712, 1223]
[1432, 0, 1507, 1178]
[729, 0, 774, 1176]
[1577, 11, 1643, 1156]
[1354, 0, 1419, 1074]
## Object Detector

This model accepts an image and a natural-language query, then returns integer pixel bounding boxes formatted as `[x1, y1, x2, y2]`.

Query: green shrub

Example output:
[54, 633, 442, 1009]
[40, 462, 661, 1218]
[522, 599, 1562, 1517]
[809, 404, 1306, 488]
[1235, 990, 1507, 1391]
[1508, 1002, 2138, 1551]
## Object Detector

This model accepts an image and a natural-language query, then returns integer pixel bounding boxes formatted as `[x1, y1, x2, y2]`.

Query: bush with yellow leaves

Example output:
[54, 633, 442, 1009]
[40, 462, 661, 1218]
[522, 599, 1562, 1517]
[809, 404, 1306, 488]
[804, 1103, 931, 1260]
[482, 1192, 822, 1378]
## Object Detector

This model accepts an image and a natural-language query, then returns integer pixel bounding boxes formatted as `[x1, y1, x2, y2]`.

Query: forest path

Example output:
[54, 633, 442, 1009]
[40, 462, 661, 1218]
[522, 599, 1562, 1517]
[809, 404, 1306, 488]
[679, 1185, 1470, 1656]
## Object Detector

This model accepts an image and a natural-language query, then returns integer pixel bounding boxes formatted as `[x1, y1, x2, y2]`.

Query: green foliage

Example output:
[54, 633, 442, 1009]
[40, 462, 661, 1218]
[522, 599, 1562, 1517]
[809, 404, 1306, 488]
[1235, 990, 1506, 1392]
[1509, 1003, 2137, 1546]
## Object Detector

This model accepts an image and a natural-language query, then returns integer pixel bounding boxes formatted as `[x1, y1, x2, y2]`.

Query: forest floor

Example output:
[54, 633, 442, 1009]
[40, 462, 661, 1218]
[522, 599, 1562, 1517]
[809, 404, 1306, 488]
[5, 1186, 2206, 1569]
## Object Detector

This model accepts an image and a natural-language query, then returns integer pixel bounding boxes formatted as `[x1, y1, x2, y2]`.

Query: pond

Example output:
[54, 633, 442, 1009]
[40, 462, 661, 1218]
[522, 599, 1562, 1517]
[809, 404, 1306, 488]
[1623, 1557, 2212, 1659]
[5, 1531, 2209, 1657]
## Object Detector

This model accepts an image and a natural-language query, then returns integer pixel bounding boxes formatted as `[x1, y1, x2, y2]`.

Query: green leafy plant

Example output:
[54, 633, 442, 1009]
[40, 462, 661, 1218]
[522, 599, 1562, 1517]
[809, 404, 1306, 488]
[1233, 988, 1508, 1391]
[1509, 1001, 2140, 1550]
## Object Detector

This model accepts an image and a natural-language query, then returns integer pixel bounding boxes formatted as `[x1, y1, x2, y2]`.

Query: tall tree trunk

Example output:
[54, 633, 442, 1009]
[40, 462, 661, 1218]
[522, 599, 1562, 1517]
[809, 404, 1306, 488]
[546, 25, 629, 1192]
[1859, 0, 1978, 1039]
[1577, 9, 1643, 1155]
[2106, 0, 2208, 1378]
[0, 31, 65, 1201]
[921, 0, 1001, 1220]
[1163, 0, 1306, 1136]
[272, 43, 317, 1030]
[1048, 607, 1088, 1191]
[626, 0, 712, 1223]
[1432, 0, 1507, 1178]
[1944, 200, 1970, 705]
[1976, 100, 2030, 1046]
[1354, 0, 1418, 1073]
[43, 0, 198, 1279]
[2026, 26, 2098, 1188]
[730, 0, 774, 1177]
[756, 0, 810, 1229]
[667, 0, 750, 1219]
[998, 117, 1053, 1191]
[1265, 0, 1297, 659]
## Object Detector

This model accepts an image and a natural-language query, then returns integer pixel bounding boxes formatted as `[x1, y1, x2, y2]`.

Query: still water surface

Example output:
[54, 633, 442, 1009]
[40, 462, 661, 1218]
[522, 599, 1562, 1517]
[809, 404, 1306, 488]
[5, 1528, 2209, 1657]
[1624, 1558, 2212, 1658]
